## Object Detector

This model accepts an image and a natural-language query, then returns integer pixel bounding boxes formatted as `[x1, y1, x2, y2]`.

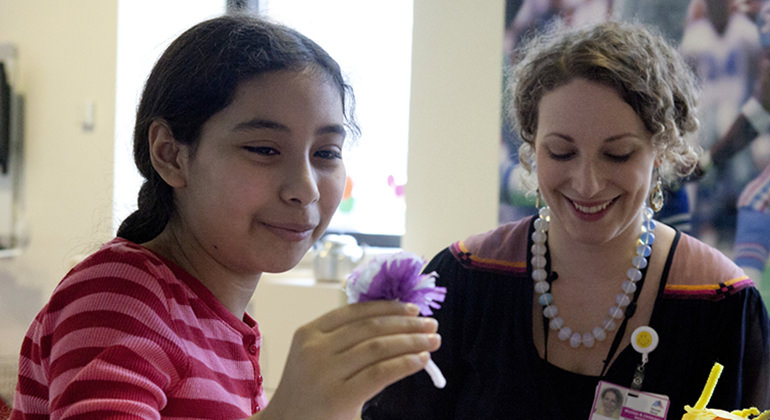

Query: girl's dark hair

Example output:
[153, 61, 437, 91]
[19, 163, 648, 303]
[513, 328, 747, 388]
[117, 14, 357, 243]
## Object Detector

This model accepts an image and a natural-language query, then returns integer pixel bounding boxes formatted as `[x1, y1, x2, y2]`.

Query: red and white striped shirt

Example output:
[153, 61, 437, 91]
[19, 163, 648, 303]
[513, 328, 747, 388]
[11, 238, 267, 420]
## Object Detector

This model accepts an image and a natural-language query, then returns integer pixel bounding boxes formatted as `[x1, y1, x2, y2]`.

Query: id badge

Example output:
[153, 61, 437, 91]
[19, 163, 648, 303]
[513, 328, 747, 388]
[589, 380, 670, 420]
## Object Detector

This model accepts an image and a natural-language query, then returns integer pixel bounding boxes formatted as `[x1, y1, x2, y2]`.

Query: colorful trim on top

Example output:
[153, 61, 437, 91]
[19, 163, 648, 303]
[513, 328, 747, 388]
[450, 240, 527, 275]
[447, 218, 754, 301]
[663, 275, 754, 301]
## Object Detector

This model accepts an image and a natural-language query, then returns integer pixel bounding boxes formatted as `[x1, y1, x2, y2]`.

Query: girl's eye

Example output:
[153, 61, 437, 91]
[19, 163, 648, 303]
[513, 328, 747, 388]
[244, 146, 279, 156]
[315, 149, 343, 160]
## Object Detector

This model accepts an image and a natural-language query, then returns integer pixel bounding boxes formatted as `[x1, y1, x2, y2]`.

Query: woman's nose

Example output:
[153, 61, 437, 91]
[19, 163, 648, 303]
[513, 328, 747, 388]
[573, 159, 603, 196]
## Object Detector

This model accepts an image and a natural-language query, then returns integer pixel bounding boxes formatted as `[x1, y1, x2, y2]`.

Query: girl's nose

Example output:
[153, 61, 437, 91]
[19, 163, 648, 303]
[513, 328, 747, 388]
[280, 160, 320, 205]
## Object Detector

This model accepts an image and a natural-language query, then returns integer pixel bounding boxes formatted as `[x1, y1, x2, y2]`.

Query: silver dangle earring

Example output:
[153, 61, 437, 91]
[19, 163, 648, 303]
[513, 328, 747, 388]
[536, 188, 543, 209]
[649, 170, 664, 213]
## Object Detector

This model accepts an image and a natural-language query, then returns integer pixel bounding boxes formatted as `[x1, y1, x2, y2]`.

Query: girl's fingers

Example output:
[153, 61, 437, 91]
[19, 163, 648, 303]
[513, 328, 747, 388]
[344, 351, 433, 402]
[312, 300, 420, 332]
[266, 304, 443, 420]
[291, 302, 438, 378]
[324, 314, 438, 354]
[334, 331, 441, 381]
[287, 306, 441, 386]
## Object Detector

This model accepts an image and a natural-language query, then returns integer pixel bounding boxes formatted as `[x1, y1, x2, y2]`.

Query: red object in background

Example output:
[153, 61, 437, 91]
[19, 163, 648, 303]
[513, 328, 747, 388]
[343, 176, 353, 199]
[387, 175, 405, 197]
[0, 395, 11, 420]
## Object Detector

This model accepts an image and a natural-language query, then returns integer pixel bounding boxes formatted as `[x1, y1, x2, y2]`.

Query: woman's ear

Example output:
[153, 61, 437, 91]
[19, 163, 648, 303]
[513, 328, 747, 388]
[148, 120, 188, 188]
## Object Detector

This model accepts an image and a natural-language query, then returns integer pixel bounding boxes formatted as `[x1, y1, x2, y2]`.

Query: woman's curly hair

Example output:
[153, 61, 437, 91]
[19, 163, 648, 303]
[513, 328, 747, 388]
[506, 20, 701, 188]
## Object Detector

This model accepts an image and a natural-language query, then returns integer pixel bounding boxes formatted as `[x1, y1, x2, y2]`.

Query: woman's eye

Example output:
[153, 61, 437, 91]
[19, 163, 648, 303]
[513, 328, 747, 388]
[244, 146, 279, 156]
[605, 152, 632, 162]
[547, 150, 575, 161]
[315, 149, 343, 160]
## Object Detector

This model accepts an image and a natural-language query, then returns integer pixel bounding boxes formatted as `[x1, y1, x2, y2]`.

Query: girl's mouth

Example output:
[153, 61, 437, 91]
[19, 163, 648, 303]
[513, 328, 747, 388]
[262, 222, 316, 242]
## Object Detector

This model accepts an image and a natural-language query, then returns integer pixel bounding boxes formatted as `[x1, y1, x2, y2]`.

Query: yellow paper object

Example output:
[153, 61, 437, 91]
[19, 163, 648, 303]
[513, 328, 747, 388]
[695, 363, 723, 410]
[682, 363, 769, 420]
[682, 408, 756, 420]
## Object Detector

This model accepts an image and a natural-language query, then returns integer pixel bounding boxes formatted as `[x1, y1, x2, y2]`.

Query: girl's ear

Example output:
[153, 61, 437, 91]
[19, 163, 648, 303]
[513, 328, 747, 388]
[148, 120, 188, 188]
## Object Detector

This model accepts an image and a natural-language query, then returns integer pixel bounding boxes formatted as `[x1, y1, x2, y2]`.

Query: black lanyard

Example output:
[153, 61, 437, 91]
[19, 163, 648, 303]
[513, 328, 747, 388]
[540, 240, 651, 379]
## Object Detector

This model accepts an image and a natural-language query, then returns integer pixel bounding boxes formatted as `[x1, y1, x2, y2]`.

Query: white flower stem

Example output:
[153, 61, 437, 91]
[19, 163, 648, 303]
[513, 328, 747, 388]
[425, 358, 446, 388]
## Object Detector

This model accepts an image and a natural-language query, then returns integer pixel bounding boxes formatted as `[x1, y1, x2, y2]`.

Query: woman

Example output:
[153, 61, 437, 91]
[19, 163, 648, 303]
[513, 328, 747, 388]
[594, 387, 623, 419]
[363, 21, 770, 419]
[11, 15, 439, 420]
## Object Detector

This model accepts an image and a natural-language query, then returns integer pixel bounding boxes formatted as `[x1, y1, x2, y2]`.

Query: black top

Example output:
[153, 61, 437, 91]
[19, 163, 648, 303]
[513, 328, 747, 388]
[363, 218, 770, 419]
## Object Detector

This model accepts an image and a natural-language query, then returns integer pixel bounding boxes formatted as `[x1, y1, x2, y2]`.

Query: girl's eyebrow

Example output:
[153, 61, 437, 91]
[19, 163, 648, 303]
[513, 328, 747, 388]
[233, 118, 289, 132]
[318, 124, 347, 136]
[233, 118, 346, 136]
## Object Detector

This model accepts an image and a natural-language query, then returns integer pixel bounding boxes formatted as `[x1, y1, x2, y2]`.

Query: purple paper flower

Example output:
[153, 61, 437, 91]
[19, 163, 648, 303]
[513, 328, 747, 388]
[346, 251, 446, 316]
[345, 251, 448, 388]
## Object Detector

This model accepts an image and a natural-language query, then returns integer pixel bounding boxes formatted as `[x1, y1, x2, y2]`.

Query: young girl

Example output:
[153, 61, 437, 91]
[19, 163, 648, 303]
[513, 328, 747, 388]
[11, 15, 439, 420]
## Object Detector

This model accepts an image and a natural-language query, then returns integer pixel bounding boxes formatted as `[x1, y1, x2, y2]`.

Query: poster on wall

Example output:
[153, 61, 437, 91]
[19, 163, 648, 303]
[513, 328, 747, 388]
[499, 0, 770, 284]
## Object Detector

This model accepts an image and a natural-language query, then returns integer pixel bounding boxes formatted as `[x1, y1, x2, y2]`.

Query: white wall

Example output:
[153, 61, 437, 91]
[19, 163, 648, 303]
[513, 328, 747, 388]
[403, 0, 504, 258]
[0, 0, 118, 356]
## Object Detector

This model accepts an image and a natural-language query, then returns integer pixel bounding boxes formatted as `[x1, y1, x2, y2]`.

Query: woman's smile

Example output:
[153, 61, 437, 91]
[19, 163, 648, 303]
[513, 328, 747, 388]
[567, 197, 618, 221]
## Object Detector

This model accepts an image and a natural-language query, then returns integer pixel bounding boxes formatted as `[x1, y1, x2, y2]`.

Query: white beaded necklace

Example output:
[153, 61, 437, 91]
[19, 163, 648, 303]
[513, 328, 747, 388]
[531, 205, 656, 349]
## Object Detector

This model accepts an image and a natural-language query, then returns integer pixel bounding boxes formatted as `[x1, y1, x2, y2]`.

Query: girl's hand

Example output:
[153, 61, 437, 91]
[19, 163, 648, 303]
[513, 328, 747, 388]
[253, 300, 440, 420]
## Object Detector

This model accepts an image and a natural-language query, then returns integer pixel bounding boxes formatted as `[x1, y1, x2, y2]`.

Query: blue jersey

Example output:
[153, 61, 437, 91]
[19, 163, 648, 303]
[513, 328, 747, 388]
[759, 0, 770, 47]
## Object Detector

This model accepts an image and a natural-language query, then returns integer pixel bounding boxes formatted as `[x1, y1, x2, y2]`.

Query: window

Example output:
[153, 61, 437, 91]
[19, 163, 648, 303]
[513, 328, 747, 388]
[114, 1, 413, 247]
[113, 0, 226, 231]
[259, 0, 413, 245]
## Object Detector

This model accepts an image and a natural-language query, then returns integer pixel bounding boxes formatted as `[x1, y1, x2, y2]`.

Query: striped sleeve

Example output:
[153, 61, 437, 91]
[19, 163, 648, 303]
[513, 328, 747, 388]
[12, 246, 189, 420]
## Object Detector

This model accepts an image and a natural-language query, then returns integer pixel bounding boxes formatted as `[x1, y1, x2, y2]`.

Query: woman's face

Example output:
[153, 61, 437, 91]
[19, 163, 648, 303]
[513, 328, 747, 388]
[534, 78, 656, 246]
[172, 70, 346, 276]
[601, 390, 621, 412]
